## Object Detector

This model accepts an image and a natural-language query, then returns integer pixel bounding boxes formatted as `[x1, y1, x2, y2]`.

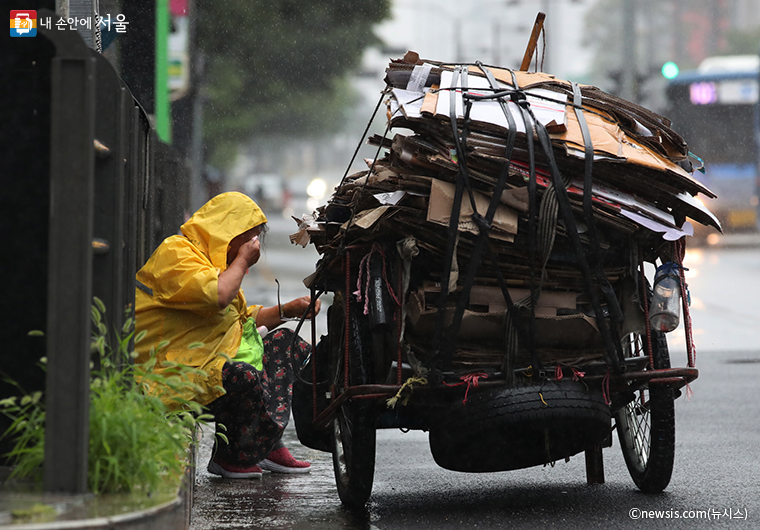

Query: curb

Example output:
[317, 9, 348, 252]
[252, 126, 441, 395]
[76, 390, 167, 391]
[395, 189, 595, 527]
[0, 438, 196, 530]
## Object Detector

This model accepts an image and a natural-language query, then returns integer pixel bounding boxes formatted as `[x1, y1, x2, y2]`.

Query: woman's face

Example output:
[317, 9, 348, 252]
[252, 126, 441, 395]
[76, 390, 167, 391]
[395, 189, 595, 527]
[226, 225, 263, 265]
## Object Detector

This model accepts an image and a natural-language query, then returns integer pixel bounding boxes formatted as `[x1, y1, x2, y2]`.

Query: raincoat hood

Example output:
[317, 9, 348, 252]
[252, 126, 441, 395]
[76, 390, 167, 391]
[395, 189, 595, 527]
[181, 191, 267, 271]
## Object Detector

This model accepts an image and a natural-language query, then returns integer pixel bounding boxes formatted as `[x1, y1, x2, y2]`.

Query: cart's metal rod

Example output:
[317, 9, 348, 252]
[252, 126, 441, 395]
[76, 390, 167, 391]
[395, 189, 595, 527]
[616, 367, 698, 383]
[648, 377, 693, 388]
[313, 384, 399, 427]
[312, 367, 698, 428]
[311, 284, 318, 420]
[396, 256, 403, 385]
[344, 251, 351, 389]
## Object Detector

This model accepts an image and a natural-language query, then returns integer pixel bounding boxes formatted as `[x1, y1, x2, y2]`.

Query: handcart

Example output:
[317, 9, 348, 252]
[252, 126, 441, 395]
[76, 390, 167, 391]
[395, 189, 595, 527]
[290, 19, 714, 509]
[293, 239, 698, 508]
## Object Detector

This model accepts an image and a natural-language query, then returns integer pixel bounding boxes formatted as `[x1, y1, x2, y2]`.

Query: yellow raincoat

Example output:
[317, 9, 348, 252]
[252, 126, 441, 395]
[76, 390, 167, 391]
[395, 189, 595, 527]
[135, 192, 268, 406]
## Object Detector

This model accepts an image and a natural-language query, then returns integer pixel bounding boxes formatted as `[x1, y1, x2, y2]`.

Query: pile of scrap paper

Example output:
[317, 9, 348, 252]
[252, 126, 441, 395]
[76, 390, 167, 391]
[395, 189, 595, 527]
[293, 51, 719, 370]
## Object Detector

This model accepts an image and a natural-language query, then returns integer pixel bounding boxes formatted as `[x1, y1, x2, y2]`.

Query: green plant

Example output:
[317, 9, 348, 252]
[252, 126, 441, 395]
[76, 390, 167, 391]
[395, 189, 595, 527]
[1, 298, 216, 496]
[0, 377, 45, 481]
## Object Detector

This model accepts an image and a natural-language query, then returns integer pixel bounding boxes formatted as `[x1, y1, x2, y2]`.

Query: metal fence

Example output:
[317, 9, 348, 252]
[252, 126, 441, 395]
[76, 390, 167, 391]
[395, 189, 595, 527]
[1, 9, 189, 493]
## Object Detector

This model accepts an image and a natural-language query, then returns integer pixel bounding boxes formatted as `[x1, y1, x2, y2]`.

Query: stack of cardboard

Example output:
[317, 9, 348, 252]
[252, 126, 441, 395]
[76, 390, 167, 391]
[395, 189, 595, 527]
[295, 52, 718, 370]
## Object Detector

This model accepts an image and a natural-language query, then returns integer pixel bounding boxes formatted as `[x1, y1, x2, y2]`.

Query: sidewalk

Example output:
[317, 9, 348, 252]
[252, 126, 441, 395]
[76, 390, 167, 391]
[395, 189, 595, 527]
[189, 421, 342, 530]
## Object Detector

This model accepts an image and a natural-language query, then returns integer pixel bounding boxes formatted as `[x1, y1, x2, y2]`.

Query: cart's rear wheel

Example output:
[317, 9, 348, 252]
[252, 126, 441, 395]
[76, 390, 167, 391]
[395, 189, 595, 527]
[616, 330, 675, 493]
[332, 400, 376, 509]
[328, 292, 377, 509]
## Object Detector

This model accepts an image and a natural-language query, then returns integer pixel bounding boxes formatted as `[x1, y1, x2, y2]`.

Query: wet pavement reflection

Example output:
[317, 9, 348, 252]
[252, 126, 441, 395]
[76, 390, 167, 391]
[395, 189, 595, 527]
[190, 423, 376, 530]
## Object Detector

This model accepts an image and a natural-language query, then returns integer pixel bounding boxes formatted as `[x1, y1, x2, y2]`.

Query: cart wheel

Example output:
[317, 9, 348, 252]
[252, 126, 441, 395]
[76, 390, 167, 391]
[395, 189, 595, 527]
[616, 330, 675, 493]
[332, 400, 376, 509]
[328, 292, 377, 509]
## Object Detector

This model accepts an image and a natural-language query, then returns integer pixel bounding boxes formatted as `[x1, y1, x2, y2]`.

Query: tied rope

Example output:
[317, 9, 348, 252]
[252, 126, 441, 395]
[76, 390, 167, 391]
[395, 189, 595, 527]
[673, 238, 696, 367]
[601, 368, 611, 406]
[556, 364, 586, 382]
[443, 372, 489, 405]
[386, 376, 428, 409]
[354, 243, 402, 314]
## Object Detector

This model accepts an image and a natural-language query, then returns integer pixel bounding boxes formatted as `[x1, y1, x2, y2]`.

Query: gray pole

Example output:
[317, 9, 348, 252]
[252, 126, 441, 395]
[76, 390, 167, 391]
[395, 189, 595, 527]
[620, 0, 637, 101]
[191, 82, 206, 211]
[492, 20, 501, 66]
[67, 0, 102, 53]
[755, 44, 760, 230]
[541, 0, 551, 72]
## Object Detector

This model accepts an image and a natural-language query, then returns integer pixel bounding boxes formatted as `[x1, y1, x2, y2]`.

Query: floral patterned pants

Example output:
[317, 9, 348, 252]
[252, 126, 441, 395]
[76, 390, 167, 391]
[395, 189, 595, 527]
[207, 328, 310, 466]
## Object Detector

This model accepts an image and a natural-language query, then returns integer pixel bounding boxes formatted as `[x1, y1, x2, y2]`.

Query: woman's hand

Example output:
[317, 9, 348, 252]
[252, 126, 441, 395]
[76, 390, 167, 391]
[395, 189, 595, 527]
[236, 235, 261, 268]
[218, 236, 261, 307]
[255, 295, 322, 330]
[282, 296, 322, 319]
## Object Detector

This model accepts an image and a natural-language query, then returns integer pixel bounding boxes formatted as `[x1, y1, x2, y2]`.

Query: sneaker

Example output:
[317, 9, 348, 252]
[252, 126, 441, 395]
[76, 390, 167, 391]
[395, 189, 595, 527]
[207, 459, 263, 479]
[258, 447, 311, 474]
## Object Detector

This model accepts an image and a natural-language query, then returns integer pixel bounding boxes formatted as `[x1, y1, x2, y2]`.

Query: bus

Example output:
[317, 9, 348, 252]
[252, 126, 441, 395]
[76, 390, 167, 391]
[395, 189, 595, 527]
[665, 55, 760, 236]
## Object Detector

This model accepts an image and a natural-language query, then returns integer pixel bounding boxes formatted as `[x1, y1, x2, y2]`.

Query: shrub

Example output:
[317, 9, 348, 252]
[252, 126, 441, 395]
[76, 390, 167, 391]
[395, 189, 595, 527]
[1, 298, 215, 495]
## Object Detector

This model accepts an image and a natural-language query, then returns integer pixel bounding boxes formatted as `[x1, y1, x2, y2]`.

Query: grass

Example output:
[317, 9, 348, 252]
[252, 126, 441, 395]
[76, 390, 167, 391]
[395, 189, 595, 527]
[1, 297, 216, 496]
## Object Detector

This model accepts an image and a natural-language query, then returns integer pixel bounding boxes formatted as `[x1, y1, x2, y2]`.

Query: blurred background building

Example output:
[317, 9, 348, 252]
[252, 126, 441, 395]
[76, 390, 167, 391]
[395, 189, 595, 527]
[228, 0, 760, 223]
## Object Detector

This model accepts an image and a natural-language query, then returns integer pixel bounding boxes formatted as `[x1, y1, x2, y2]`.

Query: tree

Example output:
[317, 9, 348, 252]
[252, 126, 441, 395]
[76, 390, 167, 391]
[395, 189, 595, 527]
[725, 25, 760, 55]
[197, 0, 390, 168]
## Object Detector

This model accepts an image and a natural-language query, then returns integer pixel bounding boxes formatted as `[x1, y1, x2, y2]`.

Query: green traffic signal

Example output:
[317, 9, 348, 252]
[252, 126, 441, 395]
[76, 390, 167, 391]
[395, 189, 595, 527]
[661, 61, 679, 79]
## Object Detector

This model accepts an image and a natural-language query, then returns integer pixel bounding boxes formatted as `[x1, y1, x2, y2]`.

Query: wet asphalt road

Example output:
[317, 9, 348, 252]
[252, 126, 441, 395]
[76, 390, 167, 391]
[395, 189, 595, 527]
[189, 217, 760, 529]
[191, 347, 760, 530]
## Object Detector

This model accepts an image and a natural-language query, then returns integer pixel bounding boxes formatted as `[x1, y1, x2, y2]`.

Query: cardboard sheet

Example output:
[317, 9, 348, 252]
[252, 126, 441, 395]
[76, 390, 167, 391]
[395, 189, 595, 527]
[426, 179, 518, 241]
[406, 288, 601, 350]
[469, 285, 578, 315]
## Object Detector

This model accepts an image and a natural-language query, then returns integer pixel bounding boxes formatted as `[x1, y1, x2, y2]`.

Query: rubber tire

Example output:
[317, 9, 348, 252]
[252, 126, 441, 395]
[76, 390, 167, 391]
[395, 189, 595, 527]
[616, 330, 675, 493]
[328, 293, 377, 509]
[429, 381, 610, 472]
[331, 400, 376, 509]
[291, 337, 332, 453]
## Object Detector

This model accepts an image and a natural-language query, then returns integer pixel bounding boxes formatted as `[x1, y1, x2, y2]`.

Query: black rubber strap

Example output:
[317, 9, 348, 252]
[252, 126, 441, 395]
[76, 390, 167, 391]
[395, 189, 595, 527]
[505, 69, 541, 370]
[482, 240, 527, 384]
[431, 66, 468, 368]
[571, 82, 625, 331]
[572, 82, 596, 241]
[525, 105, 624, 372]
[435, 64, 522, 371]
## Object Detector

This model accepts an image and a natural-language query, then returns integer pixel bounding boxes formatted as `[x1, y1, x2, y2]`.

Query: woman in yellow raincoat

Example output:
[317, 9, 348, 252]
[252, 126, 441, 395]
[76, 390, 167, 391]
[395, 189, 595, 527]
[135, 192, 321, 479]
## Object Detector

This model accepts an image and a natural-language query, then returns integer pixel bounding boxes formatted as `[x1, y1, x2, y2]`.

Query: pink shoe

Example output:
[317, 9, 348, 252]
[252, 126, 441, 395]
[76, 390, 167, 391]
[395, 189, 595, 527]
[207, 459, 263, 479]
[258, 447, 311, 474]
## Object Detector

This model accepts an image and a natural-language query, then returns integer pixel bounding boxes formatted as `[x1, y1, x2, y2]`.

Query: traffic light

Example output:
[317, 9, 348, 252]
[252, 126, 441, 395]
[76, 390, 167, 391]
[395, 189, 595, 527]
[661, 61, 679, 80]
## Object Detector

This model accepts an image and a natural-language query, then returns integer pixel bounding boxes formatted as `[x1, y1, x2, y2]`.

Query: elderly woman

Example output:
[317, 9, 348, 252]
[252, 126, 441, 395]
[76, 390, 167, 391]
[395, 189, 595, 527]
[134, 192, 320, 479]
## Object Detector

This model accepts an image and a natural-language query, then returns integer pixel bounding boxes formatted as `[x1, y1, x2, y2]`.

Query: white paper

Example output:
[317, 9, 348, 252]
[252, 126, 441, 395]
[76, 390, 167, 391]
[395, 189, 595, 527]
[374, 190, 406, 206]
[407, 63, 434, 92]
[621, 211, 694, 240]
[566, 147, 621, 162]
[525, 88, 568, 129]
[435, 71, 567, 133]
[391, 88, 426, 120]
[589, 181, 677, 227]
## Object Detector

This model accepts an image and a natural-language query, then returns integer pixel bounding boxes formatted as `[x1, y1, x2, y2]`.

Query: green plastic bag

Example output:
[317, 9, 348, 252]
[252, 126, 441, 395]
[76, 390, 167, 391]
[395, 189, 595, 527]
[235, 317, 264, 371]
